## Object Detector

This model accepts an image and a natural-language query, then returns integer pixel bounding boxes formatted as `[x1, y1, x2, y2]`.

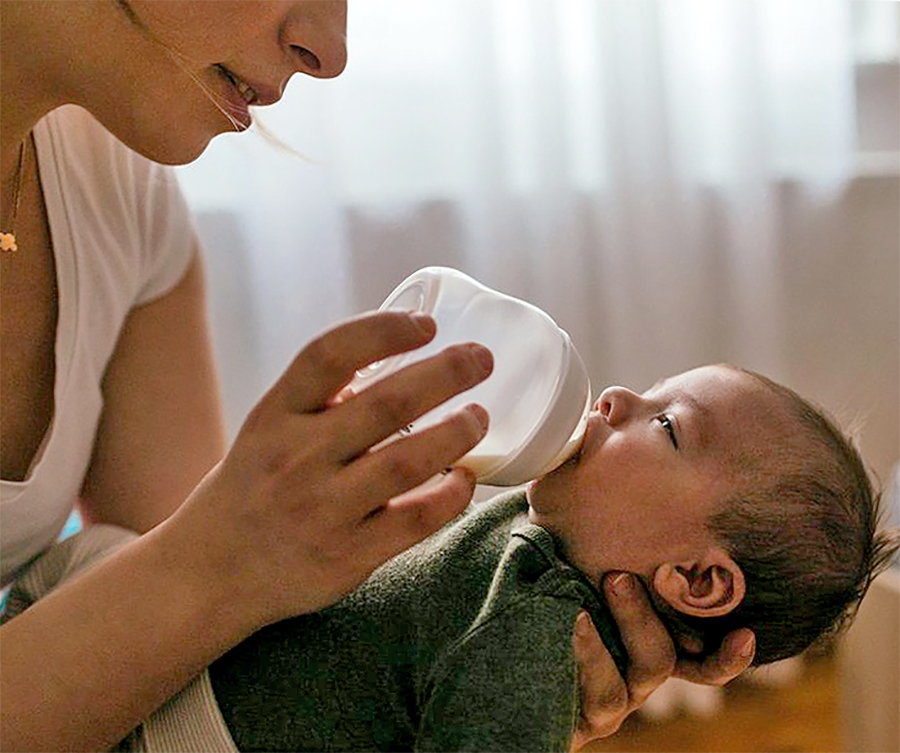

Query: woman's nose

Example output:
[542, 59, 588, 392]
[597, 386, 643, 426]
[284, 0, 348, 79]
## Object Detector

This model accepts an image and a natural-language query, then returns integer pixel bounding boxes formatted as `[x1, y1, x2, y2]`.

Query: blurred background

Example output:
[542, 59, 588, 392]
[176, 1, 899, 751]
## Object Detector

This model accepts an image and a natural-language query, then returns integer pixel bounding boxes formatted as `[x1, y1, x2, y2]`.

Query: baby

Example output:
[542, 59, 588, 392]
[198, 363, 897, 752]
[526, 363, 897, 668]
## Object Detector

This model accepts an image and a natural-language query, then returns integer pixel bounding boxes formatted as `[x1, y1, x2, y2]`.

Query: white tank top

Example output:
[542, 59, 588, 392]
[1, 106, 196, 584]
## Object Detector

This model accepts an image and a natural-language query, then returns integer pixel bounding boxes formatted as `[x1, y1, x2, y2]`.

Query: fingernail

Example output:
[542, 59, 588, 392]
[739, 634, 755, 659]
[410, 313, 436, 338]
[608, 572, 631, 596]
[575, 611, 591, 638]
[470, 344, 493, 376]
[465, 403, 490, 433]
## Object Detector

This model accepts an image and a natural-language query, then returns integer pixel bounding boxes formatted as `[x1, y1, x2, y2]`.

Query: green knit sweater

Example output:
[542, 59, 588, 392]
[210, 490, 626, 752]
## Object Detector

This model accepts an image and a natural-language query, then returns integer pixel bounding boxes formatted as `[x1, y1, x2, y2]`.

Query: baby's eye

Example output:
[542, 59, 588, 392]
[656, 414, 679, 450]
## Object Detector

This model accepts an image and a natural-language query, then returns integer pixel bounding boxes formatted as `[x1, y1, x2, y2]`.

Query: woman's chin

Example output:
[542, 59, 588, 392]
[137, 125, 229, 166]
[114, 105, 250, 165]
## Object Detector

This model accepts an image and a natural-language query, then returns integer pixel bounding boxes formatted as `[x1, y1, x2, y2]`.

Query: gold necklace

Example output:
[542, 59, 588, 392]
[1, 140, 26, 254]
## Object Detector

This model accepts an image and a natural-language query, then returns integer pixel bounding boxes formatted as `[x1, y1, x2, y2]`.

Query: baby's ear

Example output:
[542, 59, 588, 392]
[652, 548, 745, 618]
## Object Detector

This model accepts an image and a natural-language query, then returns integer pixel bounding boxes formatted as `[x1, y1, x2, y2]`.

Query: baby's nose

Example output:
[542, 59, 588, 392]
[597, 386, 642, 426]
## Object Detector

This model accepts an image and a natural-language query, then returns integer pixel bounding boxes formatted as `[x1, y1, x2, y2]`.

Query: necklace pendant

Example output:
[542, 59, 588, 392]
[0, 231, 18, 253]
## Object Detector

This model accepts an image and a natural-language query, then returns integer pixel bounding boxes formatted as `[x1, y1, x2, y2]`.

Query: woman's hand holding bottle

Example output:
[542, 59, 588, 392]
[167, 310, 493, 629]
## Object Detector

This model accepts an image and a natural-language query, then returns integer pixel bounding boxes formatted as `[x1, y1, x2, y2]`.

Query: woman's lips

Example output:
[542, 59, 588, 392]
[213, 64, 284, 129]
[216, 64, 258, 103]
[209, 65, 251, 129]
[218, 65, 282, 107]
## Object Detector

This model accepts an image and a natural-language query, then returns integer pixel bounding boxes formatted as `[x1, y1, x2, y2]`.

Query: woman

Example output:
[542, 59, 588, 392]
[0, 2, 754, 750]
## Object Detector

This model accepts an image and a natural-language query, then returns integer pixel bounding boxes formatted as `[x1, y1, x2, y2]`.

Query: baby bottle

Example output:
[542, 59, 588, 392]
[351, 267, 592, 486]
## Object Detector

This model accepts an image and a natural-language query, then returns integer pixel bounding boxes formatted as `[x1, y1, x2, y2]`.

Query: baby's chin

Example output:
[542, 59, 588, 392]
[525, 482, 555, 530]
[526, 485, 575, 554]
[525, 464, 569, 515]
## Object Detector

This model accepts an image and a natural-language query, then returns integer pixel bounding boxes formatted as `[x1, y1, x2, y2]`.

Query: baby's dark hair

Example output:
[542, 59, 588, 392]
[663, 367, 899, 666]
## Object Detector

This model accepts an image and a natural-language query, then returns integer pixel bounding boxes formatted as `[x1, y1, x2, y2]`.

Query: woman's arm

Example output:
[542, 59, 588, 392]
[1, 254, 230, 751]
[0, 252, 493, 752]
[80, 249, 227, 532]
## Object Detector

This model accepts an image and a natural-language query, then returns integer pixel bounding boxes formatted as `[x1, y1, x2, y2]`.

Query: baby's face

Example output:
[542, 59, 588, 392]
[527, 365, 793, 582]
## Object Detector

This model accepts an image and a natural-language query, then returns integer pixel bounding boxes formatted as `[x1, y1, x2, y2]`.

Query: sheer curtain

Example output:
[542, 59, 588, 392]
[177, 0, 898, 481]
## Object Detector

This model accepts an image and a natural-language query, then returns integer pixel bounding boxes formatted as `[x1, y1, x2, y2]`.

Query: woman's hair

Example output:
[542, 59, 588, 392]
[663, 368, 899, 666]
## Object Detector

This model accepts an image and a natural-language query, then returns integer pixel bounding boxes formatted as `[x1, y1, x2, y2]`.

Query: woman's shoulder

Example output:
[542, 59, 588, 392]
[36, 105, 179, 211]
[37, 105, 149, 177]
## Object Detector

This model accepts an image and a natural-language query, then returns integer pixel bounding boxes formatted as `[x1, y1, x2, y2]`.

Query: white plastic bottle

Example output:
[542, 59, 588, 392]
[352, 267, 592, 486]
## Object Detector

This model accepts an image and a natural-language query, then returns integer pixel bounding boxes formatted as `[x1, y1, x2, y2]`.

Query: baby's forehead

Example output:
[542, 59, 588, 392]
[646, 364, 753, 397]
[652, 367, 807, 471]
[650, 365, 780, 414]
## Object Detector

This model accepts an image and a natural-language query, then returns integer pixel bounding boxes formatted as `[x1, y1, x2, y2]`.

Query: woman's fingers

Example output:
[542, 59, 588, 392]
[673, 628, 755, 685]
[289, 468, 476, 621]
[355, 467, 477, 572]
[571, 574, 683, 749]
[271, 311, 439, 414]
[603, 573, 676, 705]
[571, 611, 629, 747]
[337, 403, 489, 504]
[326, 343, 493, 462]
[201, 312, 496, 622]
